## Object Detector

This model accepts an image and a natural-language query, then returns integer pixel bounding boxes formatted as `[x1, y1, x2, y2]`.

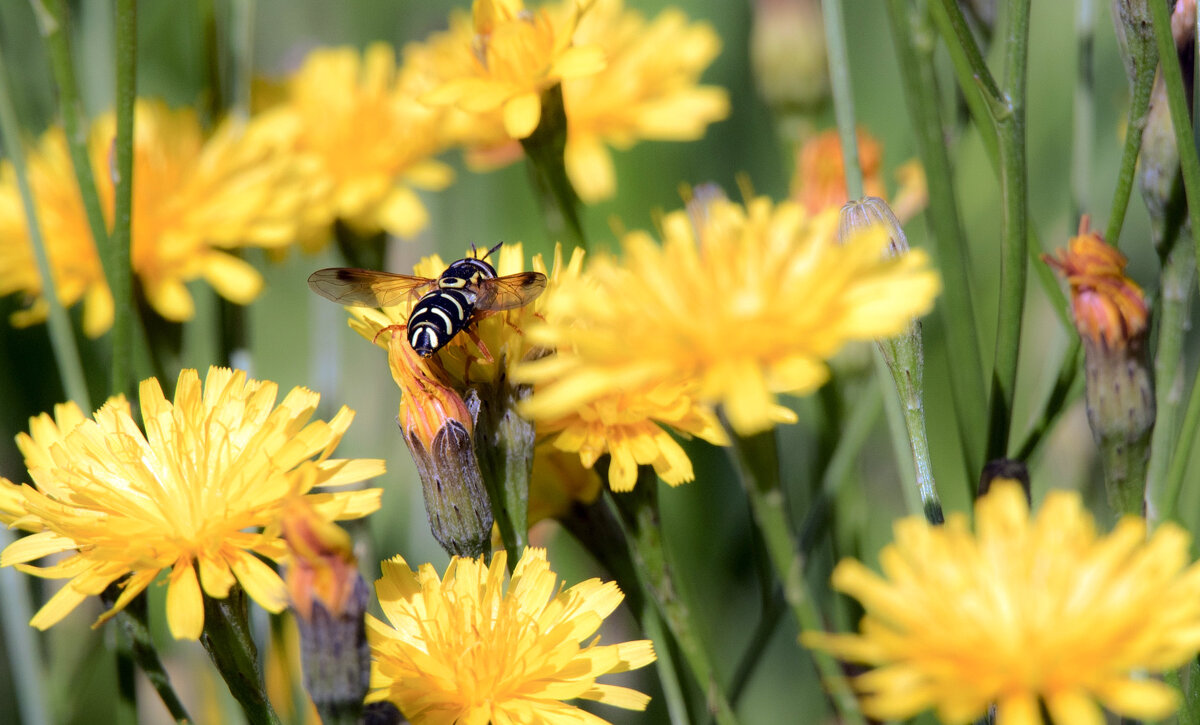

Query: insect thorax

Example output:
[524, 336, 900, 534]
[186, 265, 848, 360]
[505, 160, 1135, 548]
[437, 258, 498, 289]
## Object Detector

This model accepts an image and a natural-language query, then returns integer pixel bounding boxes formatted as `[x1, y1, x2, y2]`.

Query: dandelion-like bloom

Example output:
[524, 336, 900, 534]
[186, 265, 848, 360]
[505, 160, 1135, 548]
[422, 0, 606, 139]
[367, 547, 656, 723]
[561, 0, 729, 201]
[517, 194, 942, 439]
[803, 481, 1200, 725]
[0, 100, 323, 327]
[0, 368, 385, 640]
[259, 44, 454, 246]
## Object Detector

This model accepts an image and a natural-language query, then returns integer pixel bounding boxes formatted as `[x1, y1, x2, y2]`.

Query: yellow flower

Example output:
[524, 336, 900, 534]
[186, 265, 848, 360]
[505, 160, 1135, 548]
[517, 193, 942, 438]
[803, 481, 1200, 725]
[366, 547, 656, 723]
[260, 44, 454, 247]
[0, 99, 323, 328]
[422, 0, 606, 139]
[563, 0, 730, 201]
[528, 444, 601, 525]
[0, 367, 385, 640]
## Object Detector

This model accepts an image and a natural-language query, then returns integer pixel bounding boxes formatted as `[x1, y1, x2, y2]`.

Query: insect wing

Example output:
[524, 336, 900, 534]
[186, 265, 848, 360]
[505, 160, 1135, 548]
[307, 268, 437, 308]
[472, 272, 548, 312]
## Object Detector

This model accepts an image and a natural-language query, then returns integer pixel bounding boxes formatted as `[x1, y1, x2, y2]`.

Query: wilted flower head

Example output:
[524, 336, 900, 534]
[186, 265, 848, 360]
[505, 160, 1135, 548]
[0, 368, 384, 640]
[518, 192, 941, 440]
[258, 44, 454, 247]
[803, 481, 1200, 725]
[1044, 219, 1148, 350]
[421, 0, 606, 139]
[367, 547, 656, 723]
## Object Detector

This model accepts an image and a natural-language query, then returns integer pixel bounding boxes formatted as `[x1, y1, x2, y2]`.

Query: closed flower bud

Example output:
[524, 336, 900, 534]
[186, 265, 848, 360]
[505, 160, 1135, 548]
[386, 334, 493, 558]
[750, 0, 829, 113]
[1045, 219, 1154, 516]
[838, 195, 910, 257]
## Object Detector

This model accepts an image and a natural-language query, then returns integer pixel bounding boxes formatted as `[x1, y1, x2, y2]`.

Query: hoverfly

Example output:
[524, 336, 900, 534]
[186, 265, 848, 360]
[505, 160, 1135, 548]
[307, 242, 547, 358]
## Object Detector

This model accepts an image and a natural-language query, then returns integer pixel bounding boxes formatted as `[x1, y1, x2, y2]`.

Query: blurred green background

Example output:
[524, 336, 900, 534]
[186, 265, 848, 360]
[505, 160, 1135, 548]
[0, 0, 1175, 723]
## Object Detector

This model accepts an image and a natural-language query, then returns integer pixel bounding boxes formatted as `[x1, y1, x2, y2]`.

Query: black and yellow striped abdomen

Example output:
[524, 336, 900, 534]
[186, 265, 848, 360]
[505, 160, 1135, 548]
[407, 287, 476, 357]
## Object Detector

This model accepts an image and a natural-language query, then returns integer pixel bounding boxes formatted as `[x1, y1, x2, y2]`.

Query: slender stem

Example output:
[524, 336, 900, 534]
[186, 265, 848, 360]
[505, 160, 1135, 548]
[230, 0, 255, 118]
[519, 84, 586, 250]
[110, 0, 137, 398]
[985, 0, 1032, 464]
[874, 352, 923, 517]
[721, 424, 866, 725]
[1104, 14, 1158, 246]
[1071, 0, 1094, 225]
[1013, 340, 1084, 461]
[928, 1, 1001, 162]
[936, 0, 1004, 106]
[1164, 362, 1200, 521]
[639, 605, 691, 725]
[1150, 0, 1200, 278]
[728, 587, 785, 707]
[885, 0, 987, 483]
[821, 0, 863, 199]
[609, 474, 742, 725]
[109, 590, 192, 723]
[1146, 240, 1194, 524]
[0, 530, 49, 725]
[201, 587, 282, 725]
[33, 0, 111, 258]
[0, 36, 91, 409]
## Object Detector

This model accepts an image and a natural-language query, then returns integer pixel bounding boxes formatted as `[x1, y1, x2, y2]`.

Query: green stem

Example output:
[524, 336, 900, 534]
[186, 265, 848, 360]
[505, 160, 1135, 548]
[0, 530, 49, 725]
[1105, 0, 1158, 246]
[1071, 0, 1094, 224]
[1149, 0, 1200, 273]
[33, 0, 112, 263]
[110, 0, 137, 398]
[519, 84, 586, 250]
[935, 0, 1004, 105]
[1164, 361, 1200, 521]
[201, 586, 281, 725]
[728, 587, 785, 707]
[107, 589, 192, 723]
[1012, 340, 1083, 461]
[1146, 239, 1194, 524]
[875, 350, 923, 517]
[821, 0, 863, 199]
[985, 0, 1032, 464]
[558, 498, 688, 724]
[609, 473, 742, 725]
[722, 425, 866, 725]
[0, 35, 91, 409]
[885, 0, 987, 483]
[877, 324, 945, 524]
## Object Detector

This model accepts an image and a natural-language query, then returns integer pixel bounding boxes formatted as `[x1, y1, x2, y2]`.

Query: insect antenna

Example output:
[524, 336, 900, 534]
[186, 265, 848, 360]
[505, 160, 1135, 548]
[481, 241, 503, 260]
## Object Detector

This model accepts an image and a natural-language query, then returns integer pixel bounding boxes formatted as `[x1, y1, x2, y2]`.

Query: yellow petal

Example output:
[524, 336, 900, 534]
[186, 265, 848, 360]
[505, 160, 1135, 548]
[503, 92, 541, 139]
[202, 251, 264, 305]
[564, 137, 615, 203]
[167, 562, 205, 640]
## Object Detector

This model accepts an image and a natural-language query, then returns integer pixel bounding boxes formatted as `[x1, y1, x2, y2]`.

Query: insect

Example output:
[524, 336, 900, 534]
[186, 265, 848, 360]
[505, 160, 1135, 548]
[307, 242, 547, 358]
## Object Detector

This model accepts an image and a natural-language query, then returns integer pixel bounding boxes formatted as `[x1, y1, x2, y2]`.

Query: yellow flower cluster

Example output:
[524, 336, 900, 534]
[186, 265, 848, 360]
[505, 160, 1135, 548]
[805, 482, 1200, 725]
[0, 368, 384, 640]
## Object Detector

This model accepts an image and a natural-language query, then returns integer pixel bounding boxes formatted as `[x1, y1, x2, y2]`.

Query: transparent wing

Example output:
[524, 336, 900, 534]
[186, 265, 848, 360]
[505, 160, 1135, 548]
[307, 268, 437, 307]
[473, 272, 548, 312]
